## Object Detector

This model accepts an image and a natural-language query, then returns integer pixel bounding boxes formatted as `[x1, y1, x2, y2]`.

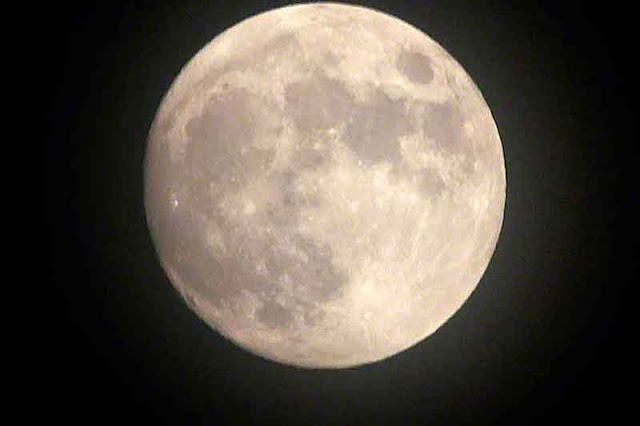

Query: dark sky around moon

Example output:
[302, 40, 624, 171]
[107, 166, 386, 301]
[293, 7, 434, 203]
[44, 0, 631, 424]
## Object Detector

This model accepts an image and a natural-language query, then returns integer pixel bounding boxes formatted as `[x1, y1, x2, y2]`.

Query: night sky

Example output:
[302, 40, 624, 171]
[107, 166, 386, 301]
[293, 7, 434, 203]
[45, 1, 630, 424]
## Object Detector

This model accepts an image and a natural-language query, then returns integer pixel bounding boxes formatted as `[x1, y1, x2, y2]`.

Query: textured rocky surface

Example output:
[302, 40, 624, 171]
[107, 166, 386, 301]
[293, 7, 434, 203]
[144, 3, 506, 368]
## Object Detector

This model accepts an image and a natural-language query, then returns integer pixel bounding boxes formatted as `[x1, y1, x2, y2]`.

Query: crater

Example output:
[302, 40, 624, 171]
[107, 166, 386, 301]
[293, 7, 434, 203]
[397, 49, 434, 85]
[284, 71, 355, 133]
[343, 90, 414, 167]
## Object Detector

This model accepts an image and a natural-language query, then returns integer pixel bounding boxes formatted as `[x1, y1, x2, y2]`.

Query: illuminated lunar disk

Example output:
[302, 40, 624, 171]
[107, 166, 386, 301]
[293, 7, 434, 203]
[144, 2, 506, 368]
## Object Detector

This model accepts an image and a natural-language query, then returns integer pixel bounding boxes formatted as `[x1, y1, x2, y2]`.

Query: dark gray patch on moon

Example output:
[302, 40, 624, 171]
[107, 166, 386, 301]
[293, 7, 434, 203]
[289, 143, 331, 171]
[284, 71, 355, 132]
[422, 101, 477, 177]
[261, 33, 300, 58]
[294, 235, 347, 301]
[343, 90, 413, 167]
[256, 300, 294, 329]
[423, 101, 467, 154]
[249, 231, 348, 329]
[321, 50, 342, 67]
[303, 307, 326, 327]
[185, 89, 277, 193]
[185, 90, 256, 185]
[397, 50, 434, 85]
[417, 168, 447, 198]
[264, 169, 320, 228]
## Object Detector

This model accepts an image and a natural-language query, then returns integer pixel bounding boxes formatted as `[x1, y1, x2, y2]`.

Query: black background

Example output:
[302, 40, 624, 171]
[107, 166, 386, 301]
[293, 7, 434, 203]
[45, 0, 631, 424]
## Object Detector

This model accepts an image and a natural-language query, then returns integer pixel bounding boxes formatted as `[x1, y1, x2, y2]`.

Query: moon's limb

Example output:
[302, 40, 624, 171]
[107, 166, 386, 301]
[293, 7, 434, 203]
[144, 3, 506, 368]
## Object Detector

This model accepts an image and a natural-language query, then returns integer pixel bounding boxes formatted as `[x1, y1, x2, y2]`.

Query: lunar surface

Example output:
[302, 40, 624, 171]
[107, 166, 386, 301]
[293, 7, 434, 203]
[144, 3, 506, 368]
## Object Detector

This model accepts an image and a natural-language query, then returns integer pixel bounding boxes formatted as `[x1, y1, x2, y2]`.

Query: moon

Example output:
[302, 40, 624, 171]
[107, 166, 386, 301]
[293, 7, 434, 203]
[144, 2, 506, 369]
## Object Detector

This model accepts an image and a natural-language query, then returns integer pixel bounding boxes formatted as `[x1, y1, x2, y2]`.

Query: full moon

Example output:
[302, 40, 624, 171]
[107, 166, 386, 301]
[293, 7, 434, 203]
[144, 3, 506, 368]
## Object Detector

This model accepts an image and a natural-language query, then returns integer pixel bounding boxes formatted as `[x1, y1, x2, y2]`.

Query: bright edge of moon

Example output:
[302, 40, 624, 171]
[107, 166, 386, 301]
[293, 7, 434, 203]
[144, 2, 506, 369]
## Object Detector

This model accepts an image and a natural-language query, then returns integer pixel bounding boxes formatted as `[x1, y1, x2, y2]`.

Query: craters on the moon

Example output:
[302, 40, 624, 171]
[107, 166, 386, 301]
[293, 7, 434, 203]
[240, 232, 348, 331]
[175, 57, 477, 337]
[397, 49, 435, 85]
[166, 199, 349, 332]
